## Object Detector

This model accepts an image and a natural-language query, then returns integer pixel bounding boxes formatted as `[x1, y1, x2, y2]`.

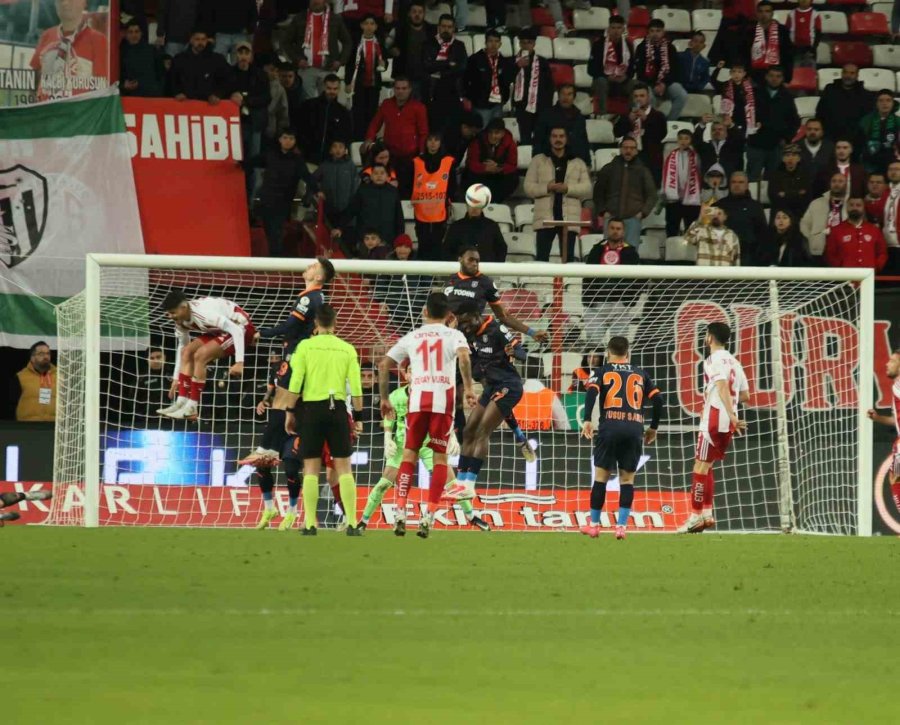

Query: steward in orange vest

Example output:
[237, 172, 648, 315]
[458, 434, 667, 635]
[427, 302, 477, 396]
[411, 133, 455, 261]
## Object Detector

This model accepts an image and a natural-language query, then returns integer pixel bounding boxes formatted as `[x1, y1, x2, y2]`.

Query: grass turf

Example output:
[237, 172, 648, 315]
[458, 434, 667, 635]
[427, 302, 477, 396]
[3, 528, 898, 724]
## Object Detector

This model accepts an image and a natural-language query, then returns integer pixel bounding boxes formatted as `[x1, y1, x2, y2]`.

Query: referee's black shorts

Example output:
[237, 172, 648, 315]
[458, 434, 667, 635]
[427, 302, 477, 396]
[299, 400, 352, 460]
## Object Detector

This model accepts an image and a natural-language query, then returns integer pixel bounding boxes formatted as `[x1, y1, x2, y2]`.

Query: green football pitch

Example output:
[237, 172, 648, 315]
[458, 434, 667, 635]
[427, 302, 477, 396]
[3, 528, 898, 724]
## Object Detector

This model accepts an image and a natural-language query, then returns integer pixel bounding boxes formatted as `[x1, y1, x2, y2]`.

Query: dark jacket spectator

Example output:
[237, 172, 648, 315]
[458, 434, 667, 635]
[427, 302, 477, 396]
[587, 34, 635, 82]
[813, 160, 867, 200]
[246, 145, 316, 210]
[120, 22, 162, 97]
[741, 20, 793, 84]
[389, 13, 434, 85]
[799, 133, 834, 181]
[746, 84, 800, 152]
[815, 77, 876, 147]
[170, 44, 230, 100]
[280, 9, 353, 69]
[583, 237, 642, 308]
[298, 84, 353, 164]
[341, 177, 404, 246]
[278, 64, 306, 129]
[156, 0, 205, 49]
[859, 96, 900, 174]
[533, 92, 590, 165]
[313, 153, 359, 221]
[365, 94, 429, 161]
[717, 182, 770, 266]
[422, 32, 468, 132]
[227, 55, 271, 134]
[693, 122, 744, 179]
[766, 213, 813, 267]
[442, 211, 507, 262]
[614, 104, 667, 182]
[768, 154, 812, 218]
[464, 48, 515, 109]
[511, 30, 554, 145]
[593, 154, 658, 219]
[677, 48, 711, 93]
[634, 37, 679, 87]
[357, 235, 391, 260]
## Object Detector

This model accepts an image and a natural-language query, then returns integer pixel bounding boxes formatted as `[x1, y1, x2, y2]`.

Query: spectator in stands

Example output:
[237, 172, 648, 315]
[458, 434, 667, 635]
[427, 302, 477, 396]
[533, 84, 590, 166]
[813, 139, 866, 200]
[278, 62, 306, 133]
[662, 130, 703, 238]
[582, 217, 641, 345]
[633, 19, 687, 121]
[768, 144, 812, 219]
[884, 160, 900, 264]
[717, 171, 768, 265]
[280, 0, 352, 98]
[345, 14, 386, 143]
[228, 42, 270, 172]
[767, 210, 812, 267]
[677, 32, 711, 94]
[742, 0, 793, 86]
[155, 0, 204, 57]
[801, 172, 849, 262]
[694, 115, 744, 180]
[386, 1, 433, 100]
[569, 352, 603, 392]
[446, 112, 483, 171]
[136, 348, 170, 425]
[464, 29, 514, 128]
[12, 341, 56, 422]
[525, 126, 593, 262]
[338, 163, 404, 253]
[745, 66, 800, 182]
[412, 132, 455, 261]
[464, 118, 518, 204]
[825, 197, 888, 272]
[160, 53, 175, 96]
[314, 139, 359, 226]
[171, 30, 230, 102]
[709, 0, 758, 69]
[262, 58, 289, 143]
[339, 0, 388, 49]
[442, 200, 507, 262]
[423, 15, 467, 141]
[799, 118, 833, 181]
[512, 27, 554, 146]
[516, 377, 571, 432]
[593, 138, 658, 246]
[357, 228, 390, 259]
[684, 206, 741, 266]
[710, 62, 753, 150]
[362, 142, 398, 186]
[375, 235, 428, 332]
[365, 76, 429, 196]
[120, 20, 162, 97]
[859, 91, 900, 175]
[701, 165, 729, 204]
[893, 0, 900, 38]
[298, 73, 351, 165]
[245, 128, 315, 257]
[614, 84, 666, 184]
[815, 64, 875, 149]
[865, 172, 888, 227]
[209, 0, 257, 61]
[588, 15, 635, 117]
[784, 0, 821, 68]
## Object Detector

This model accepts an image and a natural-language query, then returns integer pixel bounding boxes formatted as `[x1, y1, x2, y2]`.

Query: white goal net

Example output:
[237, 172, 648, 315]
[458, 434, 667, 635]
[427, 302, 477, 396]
[49, 256, 874, 535]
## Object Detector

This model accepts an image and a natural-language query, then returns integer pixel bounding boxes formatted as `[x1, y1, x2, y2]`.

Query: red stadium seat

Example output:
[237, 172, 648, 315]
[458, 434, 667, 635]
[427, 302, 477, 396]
[550, 62, 575, 86]
[831, 41, 873, 66]
[531, 7, 556, 26]
[787, 66, 817, 92]
[539, 25, 558, 39]
[848, 12, 890, 36]
[628, 7, 650, 27]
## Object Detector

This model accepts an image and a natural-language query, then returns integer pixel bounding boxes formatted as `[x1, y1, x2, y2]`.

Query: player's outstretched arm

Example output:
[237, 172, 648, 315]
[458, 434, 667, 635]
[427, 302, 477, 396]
[489, 301, 549, 344]
[868, 409, 896, 427]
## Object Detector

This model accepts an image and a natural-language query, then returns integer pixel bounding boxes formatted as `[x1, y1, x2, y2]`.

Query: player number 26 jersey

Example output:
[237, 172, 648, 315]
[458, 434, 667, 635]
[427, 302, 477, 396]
[178, 298, 250, 335]
[386, 324, 469, 414]
[701, 349, 749, 433]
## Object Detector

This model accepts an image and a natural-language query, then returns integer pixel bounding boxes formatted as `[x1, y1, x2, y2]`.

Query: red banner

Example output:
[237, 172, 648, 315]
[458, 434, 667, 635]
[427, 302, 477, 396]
[122, 97, 251, 257]
[0, 482, 690, 532]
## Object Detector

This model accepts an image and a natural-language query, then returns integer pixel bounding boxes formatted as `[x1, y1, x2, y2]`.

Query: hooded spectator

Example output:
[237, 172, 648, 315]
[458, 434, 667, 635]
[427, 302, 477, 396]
[701, 164, 729, 204]
[412, 132, 455, 261]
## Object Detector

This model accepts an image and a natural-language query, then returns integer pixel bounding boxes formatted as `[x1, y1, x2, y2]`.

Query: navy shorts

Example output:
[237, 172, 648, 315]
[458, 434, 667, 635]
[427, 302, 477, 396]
[593, 427, 642, 472]
[261, 409, 290, 452]
[478, 378, 524, 417]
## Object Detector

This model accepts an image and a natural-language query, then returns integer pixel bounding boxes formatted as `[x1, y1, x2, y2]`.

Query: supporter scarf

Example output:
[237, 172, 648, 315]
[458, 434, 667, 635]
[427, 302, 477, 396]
[487, 52, 502, 103]
[663, 148, 702, 205]
[885, 185, 900, 243]
[643, 38, 670, 83]
[349, 36, 383, 94]
[435, 35, 452, 61]
[788, 8, 818, 47]
[827, 198, 844, 228]
[865, 112, 900, 156]
[751, 21, 780, 69]
[721, 79, 756, 132]
[630, 105, 651, 150]
[303, 7, 331, 65]
[514, 52, 540, 114]
[602, 34, 630, 78]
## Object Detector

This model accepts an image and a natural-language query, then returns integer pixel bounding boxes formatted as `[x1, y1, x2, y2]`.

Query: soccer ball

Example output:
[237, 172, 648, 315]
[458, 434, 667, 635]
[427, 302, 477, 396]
[465, 183, 492, 209]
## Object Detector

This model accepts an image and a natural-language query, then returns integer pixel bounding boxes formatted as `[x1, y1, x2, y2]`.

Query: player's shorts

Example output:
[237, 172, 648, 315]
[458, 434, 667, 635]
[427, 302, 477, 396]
[386, 440, 434, 471]
[299, 400, 352, 459]
[696, 429, 734, 463]
[199, 322, 257, 356]
[282, 435, 336, 469]
[406, 410, 454, 454]
[261, 409, 290, 452]
[891, 438, 900, 478]
[478, 378, 524, 417]
[593, 427, 643, 472]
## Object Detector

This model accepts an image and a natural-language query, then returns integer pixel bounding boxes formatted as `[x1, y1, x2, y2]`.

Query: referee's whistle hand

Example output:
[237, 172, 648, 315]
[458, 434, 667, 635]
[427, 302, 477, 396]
[229, 362, 245, 377]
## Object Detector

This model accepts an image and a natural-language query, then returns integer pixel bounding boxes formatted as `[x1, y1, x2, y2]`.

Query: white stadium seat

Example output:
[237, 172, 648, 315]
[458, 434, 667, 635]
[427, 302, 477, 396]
[425, 3, 451, 25]
[574, 92, 594, 116]
[638, 234, 663, 261]
[503, 117, 521, 143]
[682, 94, 712, 119]
[456, 34, 474, 56]
[593, 148, 618, 172]
[516, 36, 553, 58]
[817, 68, 842, 91]
[816, 42, 831, 66]
[451, 202, 468, 220]
[691, 9, 721, 32]
[505, 232, 537, 260]
[351, 141, 364, 167]
[573, 7, 610, 31]
[643, 205, 666, 229]
[573, 64, 592, 89]
[873, 45, 900, 69]
[467, 5, 487, 27]
[774, 10, 789, 25]
[859, 68, 896, 93]
[514, 203, 534, 229]
[586, 118, 615, 144]
[517, 145, 532, 171]
[795, 96, 820, 119]
[664, 121, 694, 143]
[474, 34, 513, 56]
[404, 222, 417, 240]
[819, 11, 848, 35]
[401, 200, 415, 220]
[553, 37, 591, 62]
[665, 236, 698, 262]
[652, 8, 691, 33]
[483, 204, 514, 227]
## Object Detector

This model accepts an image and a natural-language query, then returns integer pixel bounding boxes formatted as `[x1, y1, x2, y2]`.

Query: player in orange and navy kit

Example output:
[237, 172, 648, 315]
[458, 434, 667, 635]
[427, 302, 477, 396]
[579, 337, 662, 541]
[867, 349, 900, 512]
[681, 322, 749, 533]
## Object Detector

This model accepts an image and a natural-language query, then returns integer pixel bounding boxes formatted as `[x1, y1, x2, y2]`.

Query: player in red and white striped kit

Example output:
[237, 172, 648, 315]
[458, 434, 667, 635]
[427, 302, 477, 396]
[867, 350, 900, 511]
[378, 292, 477, 538]
[681, 322, 749, 533]
[157, 291, 256, 420]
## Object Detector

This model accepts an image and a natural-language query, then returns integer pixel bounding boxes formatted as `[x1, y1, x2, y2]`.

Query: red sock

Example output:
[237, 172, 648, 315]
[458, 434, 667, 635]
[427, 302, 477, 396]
[189, 378, 204, 403]
[690, 472, 705, 513]
[892, 482, 900, 510]
[396, 460, 415, 514]
[703, 470, 715, 508]
[178, 373, 191, 398]
[429, 463, 449, 505]
[330, 480, 344, 511]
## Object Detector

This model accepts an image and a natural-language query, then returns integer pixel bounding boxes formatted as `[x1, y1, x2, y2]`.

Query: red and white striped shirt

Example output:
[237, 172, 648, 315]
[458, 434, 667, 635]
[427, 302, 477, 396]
[700, 349, 749, 434]
[891, 379, 900, 436]
[386, 323, 468, 413]
[786, 8, 821, 49]
[174, 297, 251, 364]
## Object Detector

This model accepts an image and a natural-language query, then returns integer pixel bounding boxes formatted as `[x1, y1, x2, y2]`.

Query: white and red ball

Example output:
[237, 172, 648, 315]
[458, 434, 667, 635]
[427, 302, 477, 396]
[465, 183, 492, 210]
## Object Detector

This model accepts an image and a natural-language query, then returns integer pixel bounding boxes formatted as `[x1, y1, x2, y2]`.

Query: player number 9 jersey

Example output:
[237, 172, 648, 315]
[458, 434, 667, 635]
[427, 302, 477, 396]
[701, 349, 749, 434]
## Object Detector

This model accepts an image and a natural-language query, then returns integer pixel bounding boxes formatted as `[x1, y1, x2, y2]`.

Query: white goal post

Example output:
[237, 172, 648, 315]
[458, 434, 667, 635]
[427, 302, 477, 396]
[51, 254, 875, 535]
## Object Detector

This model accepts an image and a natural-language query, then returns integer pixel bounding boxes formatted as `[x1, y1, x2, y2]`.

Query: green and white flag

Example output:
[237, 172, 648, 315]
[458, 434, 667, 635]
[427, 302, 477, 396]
[0, 87, 143, 348]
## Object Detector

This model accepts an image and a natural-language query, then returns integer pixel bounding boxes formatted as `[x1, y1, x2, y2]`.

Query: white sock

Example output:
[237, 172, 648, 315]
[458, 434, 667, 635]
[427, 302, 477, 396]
[264, 499, 275, 511]
[702, 508, 712, 518]
[288, 504, 298, 513]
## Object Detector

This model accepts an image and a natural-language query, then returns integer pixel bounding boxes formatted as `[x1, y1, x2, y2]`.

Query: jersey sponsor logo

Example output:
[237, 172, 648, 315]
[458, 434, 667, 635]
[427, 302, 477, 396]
[0, 165, 48, 268]
[446, 286, 477, 298]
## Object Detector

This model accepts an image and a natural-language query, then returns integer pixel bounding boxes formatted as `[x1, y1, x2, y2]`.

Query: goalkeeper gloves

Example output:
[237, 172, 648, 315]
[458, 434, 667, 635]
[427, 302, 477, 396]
[384, 431, 398, 459]
[447, 431, 460, 457]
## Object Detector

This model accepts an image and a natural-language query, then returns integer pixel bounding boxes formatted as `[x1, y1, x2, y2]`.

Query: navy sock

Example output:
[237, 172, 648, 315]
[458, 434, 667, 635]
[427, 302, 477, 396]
[458, 454, 473, 473]
[617, 484, 634, 526]
[469, 458, 484, 481]
[589, 480, 606, 525]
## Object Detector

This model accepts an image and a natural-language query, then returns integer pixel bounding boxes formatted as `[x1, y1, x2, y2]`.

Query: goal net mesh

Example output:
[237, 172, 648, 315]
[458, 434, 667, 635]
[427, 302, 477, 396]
[49, 261, 863, 534]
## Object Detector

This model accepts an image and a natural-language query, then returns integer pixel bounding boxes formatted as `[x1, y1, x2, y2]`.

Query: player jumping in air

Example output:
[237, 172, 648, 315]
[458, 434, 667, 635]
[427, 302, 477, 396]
[0, 490, 53, 526]
[680, 322, 749, 534]
[157, 292, 256, 420]
[378, 293, 477, 538]
[867, 349, 900, 512]
[360, 363, 491, 532]
[578, 337, 662, 541]
[452, 301, 528, 501]
[444, 247, 548, 462]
